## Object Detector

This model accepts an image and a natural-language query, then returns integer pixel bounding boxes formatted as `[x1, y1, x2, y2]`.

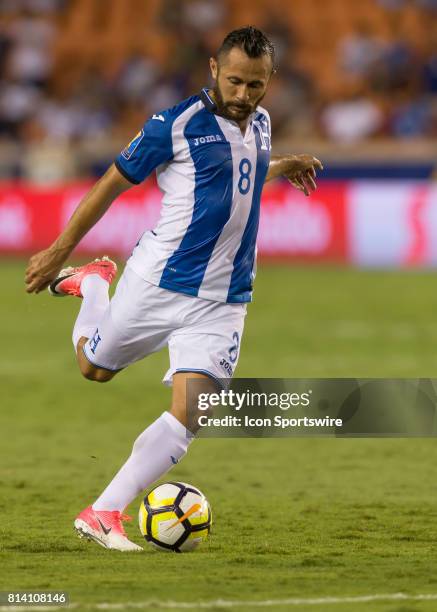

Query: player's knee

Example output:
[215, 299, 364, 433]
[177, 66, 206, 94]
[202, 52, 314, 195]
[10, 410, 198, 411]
[80, 363, 113, 383]
[171, 372, 220, 432]
[77, 343, 114, 382]
[86, 370, 113, 383]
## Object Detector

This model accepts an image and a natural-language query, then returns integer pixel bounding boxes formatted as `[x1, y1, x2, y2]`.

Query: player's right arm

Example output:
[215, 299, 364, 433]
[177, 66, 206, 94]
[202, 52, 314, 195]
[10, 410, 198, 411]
[26, 107, 176, 294]
[25, 164, 132, 294]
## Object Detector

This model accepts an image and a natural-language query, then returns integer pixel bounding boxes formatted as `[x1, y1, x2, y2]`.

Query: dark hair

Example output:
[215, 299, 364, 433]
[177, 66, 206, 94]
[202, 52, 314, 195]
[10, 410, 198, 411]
[217, 26, 275, 67]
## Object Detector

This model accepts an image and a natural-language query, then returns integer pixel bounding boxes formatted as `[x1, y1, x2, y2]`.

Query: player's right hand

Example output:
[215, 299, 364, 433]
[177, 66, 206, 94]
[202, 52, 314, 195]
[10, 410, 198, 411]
[25, 247, 66, 294]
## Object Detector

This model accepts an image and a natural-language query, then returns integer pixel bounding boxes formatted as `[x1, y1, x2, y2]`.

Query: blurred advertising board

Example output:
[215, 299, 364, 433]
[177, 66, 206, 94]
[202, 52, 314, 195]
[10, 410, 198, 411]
[0, 179, 436, 266]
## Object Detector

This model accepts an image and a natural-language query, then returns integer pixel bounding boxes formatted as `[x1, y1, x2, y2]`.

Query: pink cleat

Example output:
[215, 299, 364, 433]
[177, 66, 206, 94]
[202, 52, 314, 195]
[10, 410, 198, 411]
[74, 505, 142, 552]
[48, 256, 117, 298]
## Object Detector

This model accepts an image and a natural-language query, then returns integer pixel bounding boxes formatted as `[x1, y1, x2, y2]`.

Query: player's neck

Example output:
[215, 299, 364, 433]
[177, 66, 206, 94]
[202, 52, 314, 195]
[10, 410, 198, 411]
[236, 120, 248, 135]
[208, 89, 248, 135]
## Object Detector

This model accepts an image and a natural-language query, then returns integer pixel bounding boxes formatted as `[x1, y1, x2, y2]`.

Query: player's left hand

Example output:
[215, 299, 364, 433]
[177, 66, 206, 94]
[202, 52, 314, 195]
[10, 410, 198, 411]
[282, 155, 323, 196]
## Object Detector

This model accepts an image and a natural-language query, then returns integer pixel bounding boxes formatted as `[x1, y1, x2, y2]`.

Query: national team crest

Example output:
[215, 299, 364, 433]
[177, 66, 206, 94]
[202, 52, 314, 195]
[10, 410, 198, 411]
[121, 129, 145, 160]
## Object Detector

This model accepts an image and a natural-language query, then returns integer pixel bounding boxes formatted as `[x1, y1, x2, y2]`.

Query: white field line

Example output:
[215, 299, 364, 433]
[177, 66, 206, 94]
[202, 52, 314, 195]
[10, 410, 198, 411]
[2, 592, 437, 610]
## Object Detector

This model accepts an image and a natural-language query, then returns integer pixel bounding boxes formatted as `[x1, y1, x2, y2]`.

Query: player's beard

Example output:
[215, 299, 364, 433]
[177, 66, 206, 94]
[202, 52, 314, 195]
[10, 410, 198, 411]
[212, 82, 265, 122]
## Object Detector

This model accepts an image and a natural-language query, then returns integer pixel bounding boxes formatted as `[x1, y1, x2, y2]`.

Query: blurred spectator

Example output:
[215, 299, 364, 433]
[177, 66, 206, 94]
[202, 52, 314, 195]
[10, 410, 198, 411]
[264, 67, 315, 137]
[35, 96, 83, 141]
[157, 0, 185, 32]
[7, 8, 55, 88]
[377, 0, 405, 9]
[422, 24, 437, 93]
[0, 19, 12, 77]
[368, 17, 418, 94]
[263, 14, 296, 66]
[181, 0, 226, 33]
[321, 88, 384, 143]
[25, 0, 67, 13]
[116, 53, 159, 105]
[0, 0, 65, 11]
[390, 93, 433, 137]
[338, 21, 384, 78]
[0, 79, 41, 138]
[158, 0, 225, 35]
[416, 0, 437, 9]
[147, 77, 182, 114]
[35, 76, 113, 142]
[423, 53, 437, 94]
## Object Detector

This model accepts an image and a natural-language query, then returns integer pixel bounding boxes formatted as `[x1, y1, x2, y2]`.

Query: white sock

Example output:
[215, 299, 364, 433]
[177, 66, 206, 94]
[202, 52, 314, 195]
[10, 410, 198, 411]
[92, 412, 193, 512]
[72, 274, 109, 349]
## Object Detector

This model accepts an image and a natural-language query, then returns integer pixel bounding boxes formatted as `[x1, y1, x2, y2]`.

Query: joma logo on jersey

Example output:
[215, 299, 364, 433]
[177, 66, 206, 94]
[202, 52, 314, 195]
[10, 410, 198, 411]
[89, 329, 101, 354]
[192, 134, 222, 146]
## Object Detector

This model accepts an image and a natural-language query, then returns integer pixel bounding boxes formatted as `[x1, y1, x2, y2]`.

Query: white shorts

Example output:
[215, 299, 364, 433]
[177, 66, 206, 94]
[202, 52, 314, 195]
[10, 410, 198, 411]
[83, 266, 247, 387]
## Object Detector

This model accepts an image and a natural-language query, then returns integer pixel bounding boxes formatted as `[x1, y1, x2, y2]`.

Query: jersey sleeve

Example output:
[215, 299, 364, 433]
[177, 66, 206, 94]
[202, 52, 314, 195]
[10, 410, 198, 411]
[114, 111, 174, 185]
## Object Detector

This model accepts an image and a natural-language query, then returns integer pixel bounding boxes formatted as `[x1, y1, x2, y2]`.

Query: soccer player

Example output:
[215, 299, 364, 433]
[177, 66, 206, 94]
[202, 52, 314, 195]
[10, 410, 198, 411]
[25, 26, 322, 551]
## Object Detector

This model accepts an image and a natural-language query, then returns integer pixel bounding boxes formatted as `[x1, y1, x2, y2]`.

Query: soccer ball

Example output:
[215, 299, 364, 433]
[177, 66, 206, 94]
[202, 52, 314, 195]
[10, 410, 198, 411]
[139, 481, 212, 552]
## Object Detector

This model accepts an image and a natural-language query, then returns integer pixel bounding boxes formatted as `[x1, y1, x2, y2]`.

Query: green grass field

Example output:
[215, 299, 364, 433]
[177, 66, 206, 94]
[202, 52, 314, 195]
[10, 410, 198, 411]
[2, 259, 437, 611]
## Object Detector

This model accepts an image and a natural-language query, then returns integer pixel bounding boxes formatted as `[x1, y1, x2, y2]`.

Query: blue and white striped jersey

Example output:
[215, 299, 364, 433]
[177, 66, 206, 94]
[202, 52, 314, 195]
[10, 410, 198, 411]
[115, 88, 271, 303]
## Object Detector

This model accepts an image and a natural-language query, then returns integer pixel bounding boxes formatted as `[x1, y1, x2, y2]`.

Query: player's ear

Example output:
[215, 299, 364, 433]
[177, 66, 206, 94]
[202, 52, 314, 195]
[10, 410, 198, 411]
[209, 57, 218, 80]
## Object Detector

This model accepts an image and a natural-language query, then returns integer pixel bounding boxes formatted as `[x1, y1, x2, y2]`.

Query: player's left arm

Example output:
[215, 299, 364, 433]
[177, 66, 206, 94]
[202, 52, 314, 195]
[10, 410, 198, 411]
[265, 154, 323, 196]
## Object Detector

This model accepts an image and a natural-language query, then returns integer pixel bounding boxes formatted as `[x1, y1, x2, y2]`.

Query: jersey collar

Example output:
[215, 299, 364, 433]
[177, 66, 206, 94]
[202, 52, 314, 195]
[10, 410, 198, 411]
[200, 88, 217, 112]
